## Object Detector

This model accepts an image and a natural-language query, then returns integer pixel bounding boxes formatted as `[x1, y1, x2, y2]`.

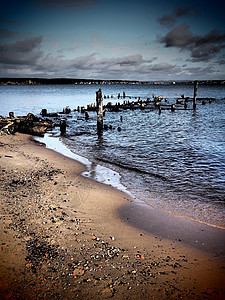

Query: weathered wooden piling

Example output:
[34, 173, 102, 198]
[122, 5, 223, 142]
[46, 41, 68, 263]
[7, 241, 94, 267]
[9, 112, 14, 118]
[65, 106, 71, 114]
[193, 81, 198, 110]
[60, 119, 66, 135]
[41, 109, 47, 117]
[158, 107, 162, 114]
[96, 88, 103, 136]
[81, 106, 86, 113]
[85, 111, 89, 120]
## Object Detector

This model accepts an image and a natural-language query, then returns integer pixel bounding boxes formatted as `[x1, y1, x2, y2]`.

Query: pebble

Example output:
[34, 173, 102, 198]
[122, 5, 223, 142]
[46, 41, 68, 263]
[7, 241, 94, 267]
[0, 142, 200, 300]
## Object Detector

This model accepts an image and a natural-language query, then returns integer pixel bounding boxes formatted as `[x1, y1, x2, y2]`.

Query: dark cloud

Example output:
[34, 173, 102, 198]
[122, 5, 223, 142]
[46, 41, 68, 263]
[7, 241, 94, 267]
[117, 55, 143, 66]
[157, 15, 175, 28]
[0, 36, 43, 65]
[159, 24, 225, 61]
[183, 66, 214, 79]
[34, 54, 182, 80]
[0, 19, 22, 25]
[159, 24, 195, 47]
[0, 29, 18, 38]
[33, 0, 98, 9]
[150, 62, 178, 72]
[65, 55, 146, 72]
[0, 35, 221, 80]
[216, 59, 225, 65]
[195, 30, 225, 46]
[0, 45, 182, 79]
[158, 6, 199, 27]
[190, 44, 225, 62]
[174, 6, 199, 18]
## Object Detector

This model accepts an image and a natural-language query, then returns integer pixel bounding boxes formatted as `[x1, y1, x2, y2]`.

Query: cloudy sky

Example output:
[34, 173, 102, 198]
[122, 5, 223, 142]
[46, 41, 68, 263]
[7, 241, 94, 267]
[0, 0, 225, 80]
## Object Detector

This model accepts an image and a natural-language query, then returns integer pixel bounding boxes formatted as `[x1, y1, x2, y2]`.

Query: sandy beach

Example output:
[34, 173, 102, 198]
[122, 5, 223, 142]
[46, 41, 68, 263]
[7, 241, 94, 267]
[0, 133, 224, 299]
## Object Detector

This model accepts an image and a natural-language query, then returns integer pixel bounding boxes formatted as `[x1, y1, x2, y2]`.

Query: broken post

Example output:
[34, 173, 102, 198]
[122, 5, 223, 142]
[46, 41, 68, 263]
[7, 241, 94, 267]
[60, 119, 66, 135]
[193, 81, 198, 110]
[9, 112, 14, 118]
[41, 109, 47, 117]
[65, 106, 71, 114]
[96, 88, 103, 136]
[171, 104, 175, 112]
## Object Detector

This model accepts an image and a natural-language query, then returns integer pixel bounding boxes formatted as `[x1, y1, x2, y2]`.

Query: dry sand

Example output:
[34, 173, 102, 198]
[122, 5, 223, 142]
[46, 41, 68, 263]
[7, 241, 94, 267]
[0, 133, 224, 299]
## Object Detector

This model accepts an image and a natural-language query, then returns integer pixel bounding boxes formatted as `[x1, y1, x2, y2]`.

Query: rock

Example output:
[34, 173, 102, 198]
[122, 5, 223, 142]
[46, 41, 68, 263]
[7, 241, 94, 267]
[73, 269, 85, 276]
[101, 287, 115, 298]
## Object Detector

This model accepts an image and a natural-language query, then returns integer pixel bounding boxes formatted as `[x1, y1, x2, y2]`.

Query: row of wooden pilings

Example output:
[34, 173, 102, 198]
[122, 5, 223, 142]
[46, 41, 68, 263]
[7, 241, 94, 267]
[41, 81, 200, 136]
[95, 81, 199, 136]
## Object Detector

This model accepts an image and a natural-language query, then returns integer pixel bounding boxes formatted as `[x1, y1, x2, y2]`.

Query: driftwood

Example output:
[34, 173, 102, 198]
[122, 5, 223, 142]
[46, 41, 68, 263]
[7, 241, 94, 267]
[0, 113, 55, 136]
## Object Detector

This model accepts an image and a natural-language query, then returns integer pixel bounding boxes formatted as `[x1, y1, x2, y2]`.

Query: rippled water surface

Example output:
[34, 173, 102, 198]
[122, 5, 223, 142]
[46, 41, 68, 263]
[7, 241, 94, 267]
[1, 84, 225, 227]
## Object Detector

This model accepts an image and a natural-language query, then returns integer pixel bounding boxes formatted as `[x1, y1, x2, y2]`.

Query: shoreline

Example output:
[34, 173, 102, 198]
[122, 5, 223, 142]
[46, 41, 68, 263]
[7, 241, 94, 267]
[36, 133, 225, 232]
[0, 133, 225, 299]
[34, 133, 130, 195]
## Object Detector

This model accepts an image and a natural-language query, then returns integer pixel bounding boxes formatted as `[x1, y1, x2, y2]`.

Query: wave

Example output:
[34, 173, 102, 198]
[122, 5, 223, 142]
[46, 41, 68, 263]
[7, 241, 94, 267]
[97, 157, 168, 181]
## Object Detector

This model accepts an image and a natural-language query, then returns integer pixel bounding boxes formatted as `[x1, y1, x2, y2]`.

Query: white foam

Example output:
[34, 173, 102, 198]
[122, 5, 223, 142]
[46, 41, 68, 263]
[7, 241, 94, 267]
[34, 133, 130, 195]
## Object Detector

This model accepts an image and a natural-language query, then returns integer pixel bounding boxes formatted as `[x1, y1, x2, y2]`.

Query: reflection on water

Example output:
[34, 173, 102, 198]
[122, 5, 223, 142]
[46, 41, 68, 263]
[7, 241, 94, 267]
[89, 162, 97, 179]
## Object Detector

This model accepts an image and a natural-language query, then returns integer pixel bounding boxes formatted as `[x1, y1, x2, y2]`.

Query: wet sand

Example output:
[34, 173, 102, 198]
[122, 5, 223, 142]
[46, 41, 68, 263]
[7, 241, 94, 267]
[0, 133, 224, 299]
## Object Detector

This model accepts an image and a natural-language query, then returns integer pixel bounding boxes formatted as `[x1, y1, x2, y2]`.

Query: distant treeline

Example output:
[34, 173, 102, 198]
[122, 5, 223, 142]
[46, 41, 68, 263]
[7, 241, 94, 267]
[0, 77, 224, 86]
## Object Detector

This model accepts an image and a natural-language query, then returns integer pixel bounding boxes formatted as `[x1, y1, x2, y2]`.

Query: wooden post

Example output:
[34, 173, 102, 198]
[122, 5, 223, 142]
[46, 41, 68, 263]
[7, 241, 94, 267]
[65, 106, 71, 114]
[158, 106, 162, 114]
[96, 89, 103, 136]
[60, 119, 66, 135]
[41, 109, 47, 117]
[9, 112, 14, 118]
[193, 81, 198, 110]
[171, 104, 175, 111]
[85, 111, 89, 120]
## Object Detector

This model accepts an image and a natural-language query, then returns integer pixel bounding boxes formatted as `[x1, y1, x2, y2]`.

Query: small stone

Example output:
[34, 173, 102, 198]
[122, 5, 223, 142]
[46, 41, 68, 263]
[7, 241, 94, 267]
[101, 287, 115, 297]
[73, 269, 85, 276]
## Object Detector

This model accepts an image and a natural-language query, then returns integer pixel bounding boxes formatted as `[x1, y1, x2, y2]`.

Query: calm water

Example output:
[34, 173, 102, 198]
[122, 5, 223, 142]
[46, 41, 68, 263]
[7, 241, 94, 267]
[1, 84, 225, 228]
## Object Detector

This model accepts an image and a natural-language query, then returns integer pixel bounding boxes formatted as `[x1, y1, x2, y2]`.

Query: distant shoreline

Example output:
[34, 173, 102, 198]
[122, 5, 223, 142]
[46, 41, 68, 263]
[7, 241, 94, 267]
[0, 77, 224, 86]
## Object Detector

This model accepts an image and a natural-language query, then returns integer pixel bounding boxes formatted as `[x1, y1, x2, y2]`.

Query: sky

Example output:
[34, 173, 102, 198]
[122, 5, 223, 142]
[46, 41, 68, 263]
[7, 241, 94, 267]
[0, 0, 225, 81]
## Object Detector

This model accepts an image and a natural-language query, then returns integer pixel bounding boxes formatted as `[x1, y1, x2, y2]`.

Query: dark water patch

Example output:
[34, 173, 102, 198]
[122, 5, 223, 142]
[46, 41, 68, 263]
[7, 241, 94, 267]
[118, 200, 225, 254]
[97, 157, 168, 181]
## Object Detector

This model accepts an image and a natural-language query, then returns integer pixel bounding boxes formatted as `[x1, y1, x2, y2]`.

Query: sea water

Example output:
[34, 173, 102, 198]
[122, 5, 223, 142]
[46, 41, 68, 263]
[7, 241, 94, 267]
[1, 83, 224, 228]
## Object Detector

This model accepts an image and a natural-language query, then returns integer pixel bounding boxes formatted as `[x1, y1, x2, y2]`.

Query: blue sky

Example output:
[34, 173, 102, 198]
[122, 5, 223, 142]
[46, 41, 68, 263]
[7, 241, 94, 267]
[0, 0, 225, 80]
